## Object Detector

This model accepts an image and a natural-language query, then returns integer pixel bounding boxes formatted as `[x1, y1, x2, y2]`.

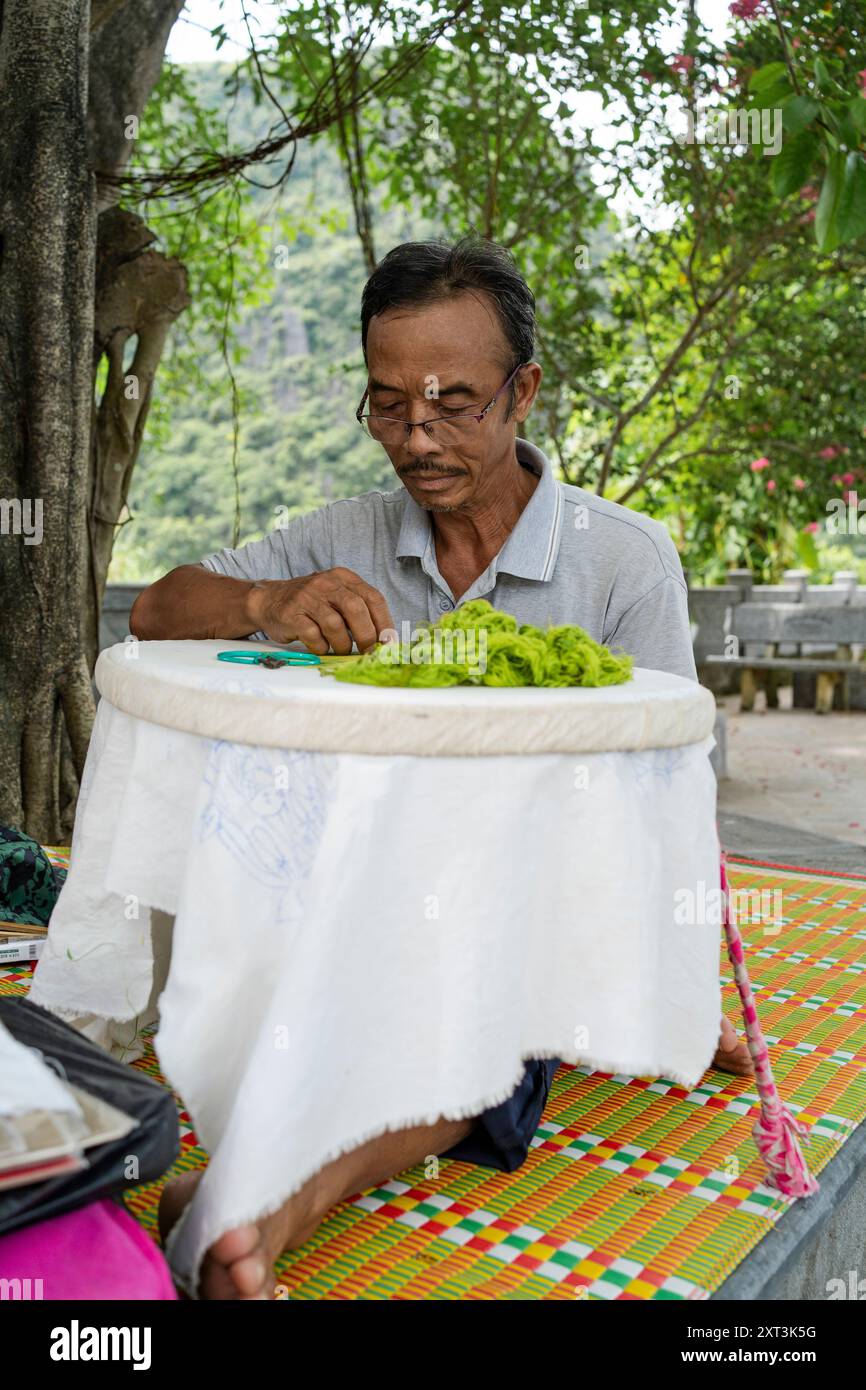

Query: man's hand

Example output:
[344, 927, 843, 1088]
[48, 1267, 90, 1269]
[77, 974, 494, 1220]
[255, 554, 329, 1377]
[247, 568, 395, 654]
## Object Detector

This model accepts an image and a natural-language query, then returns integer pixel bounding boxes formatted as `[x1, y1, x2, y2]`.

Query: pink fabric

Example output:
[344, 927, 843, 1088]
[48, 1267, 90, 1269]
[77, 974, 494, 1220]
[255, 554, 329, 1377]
[0, 1198, 177, 1300]
[720, 849, 819, 1199]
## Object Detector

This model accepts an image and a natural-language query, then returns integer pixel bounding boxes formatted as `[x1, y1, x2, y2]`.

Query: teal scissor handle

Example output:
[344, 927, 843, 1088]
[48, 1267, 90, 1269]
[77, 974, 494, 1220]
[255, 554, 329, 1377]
[217, 649, 321, 666]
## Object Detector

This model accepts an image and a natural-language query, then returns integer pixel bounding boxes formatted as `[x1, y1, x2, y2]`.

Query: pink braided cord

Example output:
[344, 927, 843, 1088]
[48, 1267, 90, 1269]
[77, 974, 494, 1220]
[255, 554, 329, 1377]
[719, 849, 819, 1199]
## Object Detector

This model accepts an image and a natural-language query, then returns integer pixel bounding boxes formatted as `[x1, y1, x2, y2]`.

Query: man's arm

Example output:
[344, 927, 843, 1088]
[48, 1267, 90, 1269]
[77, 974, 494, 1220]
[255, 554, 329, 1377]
[129, 564, 263, 642]
[130, 563, 394, 654]
[130, 501, 395, 653]
[604, 574, 697, 682]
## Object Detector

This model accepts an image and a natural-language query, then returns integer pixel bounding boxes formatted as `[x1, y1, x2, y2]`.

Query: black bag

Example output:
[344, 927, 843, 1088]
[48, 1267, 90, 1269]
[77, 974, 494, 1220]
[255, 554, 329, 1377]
[0, 997, 179, 1238]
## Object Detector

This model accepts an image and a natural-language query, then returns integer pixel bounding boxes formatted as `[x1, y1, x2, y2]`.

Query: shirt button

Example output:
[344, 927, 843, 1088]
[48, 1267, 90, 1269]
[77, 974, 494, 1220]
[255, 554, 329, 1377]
[437, 596, 453, 611]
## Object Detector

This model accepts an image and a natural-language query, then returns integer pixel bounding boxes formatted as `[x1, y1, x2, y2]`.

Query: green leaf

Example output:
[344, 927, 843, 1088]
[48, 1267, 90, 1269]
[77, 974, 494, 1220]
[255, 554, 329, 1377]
[811, 58, 834, 92]
[771, 130, 820, 197]
[782, 94, 820, 135]
[748, 79, 792, 112]
[836, 151, 866, 247]
[825, 99, 861, 148]
[815, 150, 845, 252]
[796, 528, 820, 570]
[749, 62, 788, 93]
[850, 96, 866, 134]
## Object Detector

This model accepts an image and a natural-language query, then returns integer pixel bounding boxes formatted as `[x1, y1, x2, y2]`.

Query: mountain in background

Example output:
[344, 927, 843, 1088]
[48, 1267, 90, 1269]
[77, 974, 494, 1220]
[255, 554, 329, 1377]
[110, 62, 435, 582]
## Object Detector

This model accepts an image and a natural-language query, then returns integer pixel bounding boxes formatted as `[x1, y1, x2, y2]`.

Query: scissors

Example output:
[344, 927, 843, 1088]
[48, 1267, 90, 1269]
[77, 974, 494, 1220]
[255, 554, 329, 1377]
[217, 649, 322, 669]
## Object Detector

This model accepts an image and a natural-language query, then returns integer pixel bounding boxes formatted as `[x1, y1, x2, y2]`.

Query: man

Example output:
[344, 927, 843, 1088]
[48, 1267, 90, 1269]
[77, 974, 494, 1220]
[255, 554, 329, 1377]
[132, 236, 751, 1300]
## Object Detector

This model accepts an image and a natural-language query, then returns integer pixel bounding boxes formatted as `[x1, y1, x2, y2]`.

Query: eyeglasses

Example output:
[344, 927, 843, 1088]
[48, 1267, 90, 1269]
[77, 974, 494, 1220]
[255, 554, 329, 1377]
[355, 362, 527, 446]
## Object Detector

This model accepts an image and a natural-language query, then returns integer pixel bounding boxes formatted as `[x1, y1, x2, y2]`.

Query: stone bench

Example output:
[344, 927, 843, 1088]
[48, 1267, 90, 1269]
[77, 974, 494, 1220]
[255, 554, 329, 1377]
[704, 604, 866, 714]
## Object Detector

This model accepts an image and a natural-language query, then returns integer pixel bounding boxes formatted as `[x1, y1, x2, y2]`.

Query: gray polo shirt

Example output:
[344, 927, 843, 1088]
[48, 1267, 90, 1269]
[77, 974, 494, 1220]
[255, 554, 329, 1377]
[201, 439, 696, 680]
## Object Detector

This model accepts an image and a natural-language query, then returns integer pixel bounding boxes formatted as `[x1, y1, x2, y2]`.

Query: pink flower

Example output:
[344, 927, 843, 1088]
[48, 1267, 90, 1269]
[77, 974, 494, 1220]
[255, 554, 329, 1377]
[800, 209, 816, 224]
[831, 473, 843, 485]
[858, 69, 866, 97]
[792, 38, 801, 49]
[750, 456, 771, 471]
[639, 69, 658, 83]
[766, 479, 776, 492]
[800, 184, 820, 202]
[793, 477, 806, 490]
[803, 521, 819, 533]
[820, 445, 841, 460]
[842, 471, 856, 484]
[729, 0, 765, 17]
[670, 54, 695, 75]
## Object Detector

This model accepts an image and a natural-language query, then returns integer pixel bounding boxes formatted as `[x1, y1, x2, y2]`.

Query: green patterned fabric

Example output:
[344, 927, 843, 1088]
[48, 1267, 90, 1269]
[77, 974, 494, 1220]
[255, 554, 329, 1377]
[0, 825, 67, 925]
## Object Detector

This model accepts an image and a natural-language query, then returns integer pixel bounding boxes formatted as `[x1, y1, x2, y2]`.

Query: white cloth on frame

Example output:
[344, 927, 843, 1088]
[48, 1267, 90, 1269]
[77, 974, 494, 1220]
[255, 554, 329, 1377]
[29, 641, 722, 1296]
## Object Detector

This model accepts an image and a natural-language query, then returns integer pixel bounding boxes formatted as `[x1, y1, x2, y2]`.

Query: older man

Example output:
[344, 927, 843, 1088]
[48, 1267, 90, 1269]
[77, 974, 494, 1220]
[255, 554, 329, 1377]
[132, 236, 750, 1300]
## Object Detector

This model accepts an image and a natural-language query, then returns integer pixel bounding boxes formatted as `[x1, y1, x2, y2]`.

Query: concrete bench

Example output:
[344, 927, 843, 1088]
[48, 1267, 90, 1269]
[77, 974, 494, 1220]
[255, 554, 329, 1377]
[705, 603, 866, 713]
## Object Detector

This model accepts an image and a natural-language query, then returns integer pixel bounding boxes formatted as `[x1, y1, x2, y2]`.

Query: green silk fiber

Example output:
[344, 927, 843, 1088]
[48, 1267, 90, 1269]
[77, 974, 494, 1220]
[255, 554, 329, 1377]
[318, 600, 633, 689]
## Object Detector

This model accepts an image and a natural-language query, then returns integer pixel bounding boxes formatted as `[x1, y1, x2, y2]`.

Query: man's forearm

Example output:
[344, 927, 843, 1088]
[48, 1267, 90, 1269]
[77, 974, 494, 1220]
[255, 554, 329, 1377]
[130, 563, 394, 651]
[129, 565, 264, 641]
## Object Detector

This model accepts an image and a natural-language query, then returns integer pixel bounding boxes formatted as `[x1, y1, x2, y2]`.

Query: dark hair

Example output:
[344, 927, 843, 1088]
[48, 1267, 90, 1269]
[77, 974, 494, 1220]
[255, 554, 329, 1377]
[360, 236, 536, 417]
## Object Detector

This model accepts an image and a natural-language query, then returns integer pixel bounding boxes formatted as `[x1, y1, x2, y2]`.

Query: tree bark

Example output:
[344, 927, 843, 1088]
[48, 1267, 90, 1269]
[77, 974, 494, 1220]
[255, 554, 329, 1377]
[0, 0, 186, 842]
[83, 0, 188, 670]
[82, 206, 189, 670]
[0, 0, 96, 843]
[88, 0, 185, 212]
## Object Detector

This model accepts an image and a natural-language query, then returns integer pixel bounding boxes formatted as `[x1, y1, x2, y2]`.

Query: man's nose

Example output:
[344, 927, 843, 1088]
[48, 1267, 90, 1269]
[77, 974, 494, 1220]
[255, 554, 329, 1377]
[403, 411, 441, 458]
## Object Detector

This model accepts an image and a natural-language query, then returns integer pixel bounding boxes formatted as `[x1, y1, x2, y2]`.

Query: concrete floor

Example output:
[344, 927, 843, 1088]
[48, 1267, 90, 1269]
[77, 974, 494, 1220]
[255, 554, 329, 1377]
[716, 689, 866, 870]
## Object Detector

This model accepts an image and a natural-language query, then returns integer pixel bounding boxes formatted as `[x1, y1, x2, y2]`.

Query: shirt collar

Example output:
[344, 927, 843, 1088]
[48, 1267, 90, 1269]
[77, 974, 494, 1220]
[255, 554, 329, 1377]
[395, 438, 563, 583]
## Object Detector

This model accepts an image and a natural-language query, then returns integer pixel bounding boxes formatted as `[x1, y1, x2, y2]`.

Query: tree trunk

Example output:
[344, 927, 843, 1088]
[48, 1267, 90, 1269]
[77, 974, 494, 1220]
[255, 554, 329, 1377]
[88, 0, 185, 213]
[0, 0, 186, 842]
[0, 0, 96, 843]
[82, 206, 190, 670]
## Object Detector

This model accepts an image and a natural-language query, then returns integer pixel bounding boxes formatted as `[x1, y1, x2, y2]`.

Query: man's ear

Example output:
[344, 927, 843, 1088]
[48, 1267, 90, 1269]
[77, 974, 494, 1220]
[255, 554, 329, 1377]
[513, 362, 542, 423]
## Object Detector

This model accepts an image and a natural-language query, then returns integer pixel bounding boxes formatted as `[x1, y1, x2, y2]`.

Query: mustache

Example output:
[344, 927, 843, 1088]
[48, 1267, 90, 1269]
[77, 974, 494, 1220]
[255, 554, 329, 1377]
[397, 463, 469, 477]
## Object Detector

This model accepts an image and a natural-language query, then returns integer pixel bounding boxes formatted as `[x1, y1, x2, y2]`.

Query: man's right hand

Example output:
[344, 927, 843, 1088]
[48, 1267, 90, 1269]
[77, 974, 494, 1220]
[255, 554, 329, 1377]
[247, 568, 395, 654]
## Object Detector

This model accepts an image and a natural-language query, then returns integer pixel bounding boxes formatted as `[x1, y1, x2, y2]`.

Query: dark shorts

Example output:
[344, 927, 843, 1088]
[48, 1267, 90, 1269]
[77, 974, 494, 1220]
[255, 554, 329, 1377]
[442, 1058, 561, 1173]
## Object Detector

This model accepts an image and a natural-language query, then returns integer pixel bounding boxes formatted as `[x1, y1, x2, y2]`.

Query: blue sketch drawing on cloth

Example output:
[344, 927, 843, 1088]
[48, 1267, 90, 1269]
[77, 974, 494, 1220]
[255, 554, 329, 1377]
[197, 741, 337, 895]
[627, 746, 692, 791]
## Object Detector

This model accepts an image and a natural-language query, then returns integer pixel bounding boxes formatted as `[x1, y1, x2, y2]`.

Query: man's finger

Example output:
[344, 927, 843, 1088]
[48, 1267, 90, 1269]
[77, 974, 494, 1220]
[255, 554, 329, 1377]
[350, 580, 395, 642]
[291, 614, 331, 656]
[335, 588, 379, 652]
[310, 602, 355, 655]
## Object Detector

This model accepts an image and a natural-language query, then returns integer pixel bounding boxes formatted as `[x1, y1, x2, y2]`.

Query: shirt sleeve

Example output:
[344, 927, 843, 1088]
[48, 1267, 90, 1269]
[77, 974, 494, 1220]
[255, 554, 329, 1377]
[200, 506, 334, 581]
[604, 574, 697, 682]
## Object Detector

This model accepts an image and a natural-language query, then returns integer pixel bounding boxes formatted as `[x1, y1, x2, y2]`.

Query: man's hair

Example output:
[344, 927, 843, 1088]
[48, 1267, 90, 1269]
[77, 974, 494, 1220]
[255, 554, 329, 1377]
[360, 236, 536, 416]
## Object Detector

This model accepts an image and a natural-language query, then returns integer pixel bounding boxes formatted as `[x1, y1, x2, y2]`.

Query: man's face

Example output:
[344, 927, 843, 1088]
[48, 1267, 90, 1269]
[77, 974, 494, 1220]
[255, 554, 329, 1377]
[364, 291, 538, 512]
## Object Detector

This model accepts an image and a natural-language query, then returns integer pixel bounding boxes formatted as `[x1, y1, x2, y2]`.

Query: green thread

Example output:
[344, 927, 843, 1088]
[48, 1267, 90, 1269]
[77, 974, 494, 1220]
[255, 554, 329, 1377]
[318, 599, 633, 689]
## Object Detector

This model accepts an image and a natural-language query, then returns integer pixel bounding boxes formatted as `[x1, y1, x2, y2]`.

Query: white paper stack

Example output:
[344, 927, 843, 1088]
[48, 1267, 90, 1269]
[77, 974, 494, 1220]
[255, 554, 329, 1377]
[0, 1019, 137, 1193]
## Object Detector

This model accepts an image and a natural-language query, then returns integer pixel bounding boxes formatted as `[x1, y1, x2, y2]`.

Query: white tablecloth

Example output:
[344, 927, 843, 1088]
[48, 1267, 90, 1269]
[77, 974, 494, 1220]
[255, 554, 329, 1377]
[30, 641, 722, 1296]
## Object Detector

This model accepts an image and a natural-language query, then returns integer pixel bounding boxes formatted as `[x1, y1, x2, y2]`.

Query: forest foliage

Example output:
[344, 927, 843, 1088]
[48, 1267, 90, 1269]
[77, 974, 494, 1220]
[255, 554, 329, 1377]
[111, 1, 866, 586]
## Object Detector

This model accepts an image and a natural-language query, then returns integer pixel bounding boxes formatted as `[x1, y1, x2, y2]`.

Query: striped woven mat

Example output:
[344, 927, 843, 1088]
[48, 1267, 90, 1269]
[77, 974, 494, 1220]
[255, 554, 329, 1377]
[3, 850, 865, 1300]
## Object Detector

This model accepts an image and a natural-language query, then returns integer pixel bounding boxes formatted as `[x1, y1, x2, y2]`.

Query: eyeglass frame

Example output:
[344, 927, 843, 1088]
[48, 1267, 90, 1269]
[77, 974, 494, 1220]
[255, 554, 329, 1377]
[355, 361, 528, 438]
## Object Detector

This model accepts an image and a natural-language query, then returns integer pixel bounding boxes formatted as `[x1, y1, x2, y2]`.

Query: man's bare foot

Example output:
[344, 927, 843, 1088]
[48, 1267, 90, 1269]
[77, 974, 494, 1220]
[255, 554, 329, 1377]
[712, 1013, 754, 1077]
[158, 1168, 325, 1300]
[159, 1172, 279, 1300]
[158, 1114, 473, 1300]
